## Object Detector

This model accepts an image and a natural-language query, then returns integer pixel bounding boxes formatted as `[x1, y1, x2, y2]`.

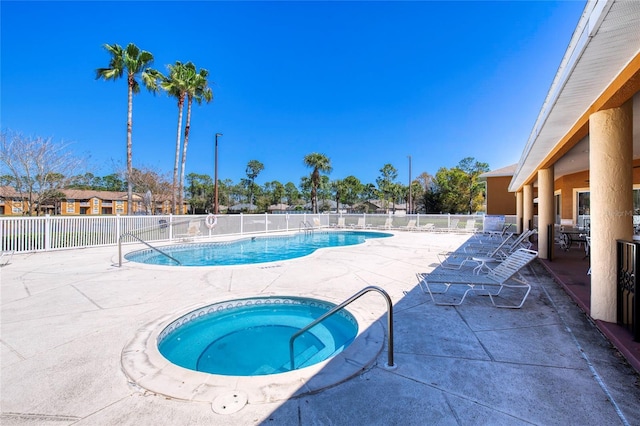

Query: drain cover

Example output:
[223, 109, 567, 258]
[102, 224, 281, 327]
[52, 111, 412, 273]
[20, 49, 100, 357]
[211, 391, 248, 414]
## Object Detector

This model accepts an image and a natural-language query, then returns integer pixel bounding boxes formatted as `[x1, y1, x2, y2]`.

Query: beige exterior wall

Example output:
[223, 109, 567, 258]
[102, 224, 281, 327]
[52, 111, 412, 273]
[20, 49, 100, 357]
[486, 176, 516, 215]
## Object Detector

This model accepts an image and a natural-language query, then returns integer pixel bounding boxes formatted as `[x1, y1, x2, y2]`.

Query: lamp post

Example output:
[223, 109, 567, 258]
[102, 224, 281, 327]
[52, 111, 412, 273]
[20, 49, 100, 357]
[408, 155, 412, 215]
[214, 133, 222, 214]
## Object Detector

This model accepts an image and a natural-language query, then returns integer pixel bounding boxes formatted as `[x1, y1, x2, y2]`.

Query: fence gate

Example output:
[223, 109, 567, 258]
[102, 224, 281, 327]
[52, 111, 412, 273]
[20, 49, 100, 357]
[616, 240, 640, 341]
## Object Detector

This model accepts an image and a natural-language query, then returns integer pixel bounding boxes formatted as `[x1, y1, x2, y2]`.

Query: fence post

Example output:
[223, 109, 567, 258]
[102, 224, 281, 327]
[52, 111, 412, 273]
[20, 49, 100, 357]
[546, 224, 554, 261]
[168, 214, 174, 241]
[265, 212, 269, 233]
[240, 213, 244, 235]
[116, 214, 121, 244]
[44, 214, 51, 251]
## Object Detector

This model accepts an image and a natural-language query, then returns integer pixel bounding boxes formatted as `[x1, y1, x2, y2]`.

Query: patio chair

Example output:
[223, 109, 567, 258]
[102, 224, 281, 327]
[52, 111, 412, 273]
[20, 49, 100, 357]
[313, 217, 323, 228]
[417, 248, 539, 308]
[446, 218, 460, 232]
[417, 223, 435, 232]
[463, 219, 478, 233]
[378, 218, 393, 230]
[398, 219, 417, 231]
[0, 250, 14, 267]
[178, 220, 202, 240]
[464, 229, 535, 256]
[350, 217, 368, 229]
[438, 234, 514, 272]
[332, 217, 346, 228]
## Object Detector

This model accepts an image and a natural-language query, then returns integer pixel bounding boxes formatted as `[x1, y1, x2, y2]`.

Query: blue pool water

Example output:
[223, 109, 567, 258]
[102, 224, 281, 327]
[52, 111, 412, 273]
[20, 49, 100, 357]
[126, 230, 391, 266]
[158, 297, 358, 376]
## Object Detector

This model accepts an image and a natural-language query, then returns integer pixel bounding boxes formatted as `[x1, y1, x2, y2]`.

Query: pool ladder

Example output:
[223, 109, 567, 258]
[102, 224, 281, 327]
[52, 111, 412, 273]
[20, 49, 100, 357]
[299, 221, 314, 234]
[289, 285, 395, 370]
[117, 232, 181, 267]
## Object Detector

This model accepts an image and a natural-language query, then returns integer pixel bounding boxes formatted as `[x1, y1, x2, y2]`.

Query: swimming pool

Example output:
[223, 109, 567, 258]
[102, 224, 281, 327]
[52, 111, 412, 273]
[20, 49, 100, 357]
[125, 230, 391, 266]
[158, 297, 358, 376]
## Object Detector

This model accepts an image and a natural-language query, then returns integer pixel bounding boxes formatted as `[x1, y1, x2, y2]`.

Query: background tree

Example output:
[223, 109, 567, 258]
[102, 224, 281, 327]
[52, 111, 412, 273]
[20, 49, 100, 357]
[376, 163, 398, 213]
[245, 160, 264, 204]
[457, 157, 490, 214]
[129, 167, 172, 214]
[431, 157, 490, 213]
[178, 63, 213, 214]
[101, 174, 127, 192]
[342, 176, 364, 209]
[0, 131, 85, 215]
[185, 173, 213, 214]
[284, 182, 300, 206]
[96, 42, 157, 215]
[299, 176, 312, 207]
[303, 153, 332, 213]
[409, 179, 425, 213]
[158, 61, 191, 214]
[264, 180, 285, 205]
[331, 179, 347, 212]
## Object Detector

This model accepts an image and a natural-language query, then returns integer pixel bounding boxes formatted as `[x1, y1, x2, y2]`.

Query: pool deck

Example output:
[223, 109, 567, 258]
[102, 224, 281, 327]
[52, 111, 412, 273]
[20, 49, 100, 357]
[2, 231, 640, 425]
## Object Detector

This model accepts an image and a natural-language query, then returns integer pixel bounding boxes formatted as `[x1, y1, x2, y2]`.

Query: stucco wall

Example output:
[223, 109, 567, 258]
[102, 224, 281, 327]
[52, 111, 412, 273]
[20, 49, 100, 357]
[486, 176, 516, 215]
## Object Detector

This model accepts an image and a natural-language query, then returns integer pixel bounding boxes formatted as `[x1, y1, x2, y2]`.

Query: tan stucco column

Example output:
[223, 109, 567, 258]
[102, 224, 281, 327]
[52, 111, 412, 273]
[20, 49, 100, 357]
[537, 168, 555, 259]
[522, 184, 534, 232]
[590, 100, 633, 322]
[516, 191, 523, 234]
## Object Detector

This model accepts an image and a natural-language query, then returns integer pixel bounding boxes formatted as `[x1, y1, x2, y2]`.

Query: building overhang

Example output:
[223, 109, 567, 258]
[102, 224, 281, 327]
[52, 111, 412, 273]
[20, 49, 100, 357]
[509, 0, 640, 192]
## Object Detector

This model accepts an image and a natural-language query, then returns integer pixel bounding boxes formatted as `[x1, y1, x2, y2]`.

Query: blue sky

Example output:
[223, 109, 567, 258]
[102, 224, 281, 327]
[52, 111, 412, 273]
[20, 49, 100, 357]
[1, 1, 586, 188]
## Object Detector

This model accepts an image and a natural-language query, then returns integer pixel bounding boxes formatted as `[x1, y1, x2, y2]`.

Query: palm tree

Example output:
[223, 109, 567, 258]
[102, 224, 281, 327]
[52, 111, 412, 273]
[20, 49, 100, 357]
[179, 64, 213, 213]
[96, 43, 157, 215]
[158, 61, 191, 214]
[303, 153, 332, 213]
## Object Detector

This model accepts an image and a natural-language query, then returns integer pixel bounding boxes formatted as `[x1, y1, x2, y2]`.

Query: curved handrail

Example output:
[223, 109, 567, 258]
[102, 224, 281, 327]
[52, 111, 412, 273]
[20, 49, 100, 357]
[117, 232, 181, 267]
[299, 221, 314, 234]
[289, 285, 394, 370]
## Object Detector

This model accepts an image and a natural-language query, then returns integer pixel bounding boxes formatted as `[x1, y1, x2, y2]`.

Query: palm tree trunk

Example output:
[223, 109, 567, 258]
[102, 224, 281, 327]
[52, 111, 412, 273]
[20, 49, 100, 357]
[172, 97, 185, 214]
[126, 75, 134, 215]
[179, 98, 193, 214]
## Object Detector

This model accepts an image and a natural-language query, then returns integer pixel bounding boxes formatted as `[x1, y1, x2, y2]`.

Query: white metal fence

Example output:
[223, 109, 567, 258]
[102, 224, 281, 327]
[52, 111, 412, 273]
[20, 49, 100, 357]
[1, 213, 517, 254]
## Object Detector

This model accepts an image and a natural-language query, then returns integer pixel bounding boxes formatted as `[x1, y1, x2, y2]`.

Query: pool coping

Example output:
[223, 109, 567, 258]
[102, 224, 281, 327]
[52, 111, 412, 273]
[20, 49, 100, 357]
[120, 291, 386, 407]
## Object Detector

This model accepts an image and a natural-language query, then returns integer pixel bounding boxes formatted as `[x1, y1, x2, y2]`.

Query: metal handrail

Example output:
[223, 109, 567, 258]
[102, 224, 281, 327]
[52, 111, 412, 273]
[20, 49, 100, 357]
[289, 285, 394, 370]
[117, 232, 181, 267]
[299, 221, 314, 234]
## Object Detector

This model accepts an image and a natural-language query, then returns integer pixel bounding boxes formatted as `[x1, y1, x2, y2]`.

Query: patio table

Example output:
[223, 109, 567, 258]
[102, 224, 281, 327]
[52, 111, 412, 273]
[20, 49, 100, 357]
[559, 228, 588, 251]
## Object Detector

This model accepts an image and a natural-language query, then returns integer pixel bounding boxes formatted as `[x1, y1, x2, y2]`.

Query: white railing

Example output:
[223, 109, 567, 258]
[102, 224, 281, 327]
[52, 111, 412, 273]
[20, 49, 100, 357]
[0, 213, 516, 254]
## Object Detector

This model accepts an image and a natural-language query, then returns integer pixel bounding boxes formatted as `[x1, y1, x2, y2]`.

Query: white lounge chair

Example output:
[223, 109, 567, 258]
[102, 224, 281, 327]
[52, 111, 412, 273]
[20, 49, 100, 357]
[463, 219, 477, 233]
[417, 223, 435, 232]
[377, 218, 393, 230]
[446, 218, 460, 232]
[0, 250, 14, 267]
[332, 217, 346, 228]
[350, 217, 368, 229]
[398, 220, 417, 231]
[438, 236, 513, 272]
[418, 248, 538, 308]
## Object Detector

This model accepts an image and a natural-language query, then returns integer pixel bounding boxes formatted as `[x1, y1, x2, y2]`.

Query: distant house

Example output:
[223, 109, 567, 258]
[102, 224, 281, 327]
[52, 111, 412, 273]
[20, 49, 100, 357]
[355, 199, 406, 214]
[0, 186, 184, 216]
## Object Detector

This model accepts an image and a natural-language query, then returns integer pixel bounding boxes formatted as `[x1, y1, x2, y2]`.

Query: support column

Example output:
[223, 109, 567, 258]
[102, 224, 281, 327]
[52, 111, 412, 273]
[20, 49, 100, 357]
[523, 184, 534, 232]
[516, 191, 523, 234]
[537, 168, 555, 259]
[590, 100, 633, 322]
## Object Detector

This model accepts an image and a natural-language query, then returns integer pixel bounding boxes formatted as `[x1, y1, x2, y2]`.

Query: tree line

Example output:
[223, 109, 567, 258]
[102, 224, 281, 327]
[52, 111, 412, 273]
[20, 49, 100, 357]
[1, 130, 489, 216]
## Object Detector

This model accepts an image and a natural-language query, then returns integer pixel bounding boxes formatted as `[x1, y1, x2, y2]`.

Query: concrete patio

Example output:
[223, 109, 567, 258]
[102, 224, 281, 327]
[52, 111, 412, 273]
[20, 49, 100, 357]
[1, 231, 639, 425]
